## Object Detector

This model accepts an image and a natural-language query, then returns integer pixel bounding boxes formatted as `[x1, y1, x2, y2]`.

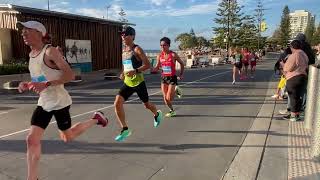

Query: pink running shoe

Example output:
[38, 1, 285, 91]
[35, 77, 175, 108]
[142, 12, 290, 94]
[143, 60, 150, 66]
[93, 111, 108, 127]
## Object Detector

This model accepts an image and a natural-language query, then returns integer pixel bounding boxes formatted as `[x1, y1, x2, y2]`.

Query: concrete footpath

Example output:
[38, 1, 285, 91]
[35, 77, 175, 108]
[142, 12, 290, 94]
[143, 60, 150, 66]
[221, 74, 320, 180]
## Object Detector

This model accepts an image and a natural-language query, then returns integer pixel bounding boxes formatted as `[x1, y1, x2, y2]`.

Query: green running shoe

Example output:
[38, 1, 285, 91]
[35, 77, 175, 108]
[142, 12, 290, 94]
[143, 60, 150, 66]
[154, 110, 163, 128]
[165, 110, 176, 117]
[115, 129, 132, 142]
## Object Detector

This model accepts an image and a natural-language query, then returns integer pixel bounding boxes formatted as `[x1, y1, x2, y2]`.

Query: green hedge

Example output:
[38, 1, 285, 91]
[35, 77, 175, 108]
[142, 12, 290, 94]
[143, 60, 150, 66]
[0, 64, 29, 75]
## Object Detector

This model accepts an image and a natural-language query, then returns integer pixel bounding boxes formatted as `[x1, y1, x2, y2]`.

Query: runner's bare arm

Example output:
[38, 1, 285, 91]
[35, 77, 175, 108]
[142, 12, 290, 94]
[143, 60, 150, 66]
[18, 81, 29, 93]
[119, 65, 124, 80]
[134, 46, 151, 72]
[152, 54, 161, 72]
[45, 47, 75, 85]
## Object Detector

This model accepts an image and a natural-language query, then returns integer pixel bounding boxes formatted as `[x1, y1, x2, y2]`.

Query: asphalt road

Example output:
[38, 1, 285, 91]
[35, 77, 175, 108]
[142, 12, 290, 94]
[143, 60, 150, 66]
[0, 54, 278, 180]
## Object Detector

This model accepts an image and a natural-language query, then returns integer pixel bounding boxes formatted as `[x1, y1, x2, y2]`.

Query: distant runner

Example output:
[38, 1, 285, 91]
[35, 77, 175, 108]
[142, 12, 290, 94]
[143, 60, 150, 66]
[152, 37, 185, 117]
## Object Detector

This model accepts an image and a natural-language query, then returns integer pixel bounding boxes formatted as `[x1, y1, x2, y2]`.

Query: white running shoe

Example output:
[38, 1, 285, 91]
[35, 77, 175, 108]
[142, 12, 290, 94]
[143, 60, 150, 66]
[175, 86, 183, 98]
[279, 109, 290, 115]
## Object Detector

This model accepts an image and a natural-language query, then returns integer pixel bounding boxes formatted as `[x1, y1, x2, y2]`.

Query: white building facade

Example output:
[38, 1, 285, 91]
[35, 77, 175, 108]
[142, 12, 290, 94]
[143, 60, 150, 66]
[289, 10, 315, 39]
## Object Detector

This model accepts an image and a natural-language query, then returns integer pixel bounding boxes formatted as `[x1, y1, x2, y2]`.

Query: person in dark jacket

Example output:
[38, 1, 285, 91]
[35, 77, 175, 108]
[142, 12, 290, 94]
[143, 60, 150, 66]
[295, 33, 316, 65]
[275, 47, 292, 75]
[295, 33, 315, 112]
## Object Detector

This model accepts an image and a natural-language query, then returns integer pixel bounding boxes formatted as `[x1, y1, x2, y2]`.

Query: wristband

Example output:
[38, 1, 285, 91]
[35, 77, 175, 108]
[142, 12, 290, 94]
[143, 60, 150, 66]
[135, 68, 139, 73]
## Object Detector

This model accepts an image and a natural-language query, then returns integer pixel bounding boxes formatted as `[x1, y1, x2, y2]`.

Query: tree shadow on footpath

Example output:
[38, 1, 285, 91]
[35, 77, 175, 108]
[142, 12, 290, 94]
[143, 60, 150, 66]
[5, 94, 276, 106]
[0, 138, 308, 155]
[0, 140, 183, 155]
[174, 114, 272, 118]
[187, 130, 310, 138]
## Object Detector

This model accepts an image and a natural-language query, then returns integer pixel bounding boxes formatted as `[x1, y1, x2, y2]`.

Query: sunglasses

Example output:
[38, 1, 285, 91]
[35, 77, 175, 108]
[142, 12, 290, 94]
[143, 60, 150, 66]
[121, 33, 134, 37]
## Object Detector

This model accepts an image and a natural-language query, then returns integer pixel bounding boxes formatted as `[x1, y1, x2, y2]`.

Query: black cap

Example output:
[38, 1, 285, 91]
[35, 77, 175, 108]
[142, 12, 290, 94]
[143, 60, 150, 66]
[121, 26, 135, 36]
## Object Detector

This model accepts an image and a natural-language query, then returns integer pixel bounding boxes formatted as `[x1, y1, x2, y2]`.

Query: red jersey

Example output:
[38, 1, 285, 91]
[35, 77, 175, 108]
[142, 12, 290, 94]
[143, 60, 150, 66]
[242, 52, 250, 63]
[160, 51, 176, 77]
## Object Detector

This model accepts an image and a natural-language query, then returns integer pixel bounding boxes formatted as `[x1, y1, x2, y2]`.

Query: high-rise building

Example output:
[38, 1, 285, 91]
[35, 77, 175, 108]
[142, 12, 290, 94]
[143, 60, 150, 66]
[289, 10, 315, 39]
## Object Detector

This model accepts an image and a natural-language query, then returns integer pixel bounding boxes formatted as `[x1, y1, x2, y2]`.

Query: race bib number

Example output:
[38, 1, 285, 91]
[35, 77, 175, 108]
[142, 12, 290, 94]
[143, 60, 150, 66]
[123, 59, 134, 72]
[30, 64, 47, 82]
[235, 57, 241, 63]
[31, 75, 47, 82]
[162, 66, 172, 74]
[250, 58, 255, 62]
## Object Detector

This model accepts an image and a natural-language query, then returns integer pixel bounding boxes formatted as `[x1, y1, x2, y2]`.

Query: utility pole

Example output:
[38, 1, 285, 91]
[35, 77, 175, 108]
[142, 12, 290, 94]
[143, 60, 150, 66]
[255, 0, 267, 50]
[227, 0, 231, 60]
[47, 0, 50, 11]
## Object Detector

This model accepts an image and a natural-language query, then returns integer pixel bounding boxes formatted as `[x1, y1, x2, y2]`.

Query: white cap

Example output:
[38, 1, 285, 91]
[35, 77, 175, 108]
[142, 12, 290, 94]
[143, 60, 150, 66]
[17, 21, 47, 37]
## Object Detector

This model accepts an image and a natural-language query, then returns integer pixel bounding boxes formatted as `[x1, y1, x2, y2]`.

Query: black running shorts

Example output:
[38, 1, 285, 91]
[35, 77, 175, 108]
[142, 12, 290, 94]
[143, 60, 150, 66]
[118, 81, 149, 103]
[243, 61, 249, 66]
[31, 106, 72, 131]
[161, 75, 178, 85]
[234, 62, 242, 69]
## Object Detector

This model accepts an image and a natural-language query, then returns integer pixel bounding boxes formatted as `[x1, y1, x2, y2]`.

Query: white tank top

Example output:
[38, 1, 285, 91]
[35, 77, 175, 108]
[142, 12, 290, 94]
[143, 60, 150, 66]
[29, 44, 72, 111]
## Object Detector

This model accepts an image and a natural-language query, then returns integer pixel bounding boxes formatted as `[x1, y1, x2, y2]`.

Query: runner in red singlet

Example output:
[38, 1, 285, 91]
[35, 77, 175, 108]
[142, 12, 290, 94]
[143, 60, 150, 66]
[152, 37, 185, 117]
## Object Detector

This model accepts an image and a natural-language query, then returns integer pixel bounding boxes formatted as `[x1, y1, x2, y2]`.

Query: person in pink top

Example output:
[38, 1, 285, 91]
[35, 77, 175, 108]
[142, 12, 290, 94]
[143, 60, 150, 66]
[282, 40, 308, 121]
[152, 37, 185, 117]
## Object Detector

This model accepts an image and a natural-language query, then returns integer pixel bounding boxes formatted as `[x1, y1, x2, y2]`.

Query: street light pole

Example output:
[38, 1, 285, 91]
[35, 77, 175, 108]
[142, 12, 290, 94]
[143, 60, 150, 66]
[255, 0, 267, 51]
[257, 7, 262, 50]
[106, 5, 111, 20]
[47, 0, 50, 11]
[227, 0, 231, 60]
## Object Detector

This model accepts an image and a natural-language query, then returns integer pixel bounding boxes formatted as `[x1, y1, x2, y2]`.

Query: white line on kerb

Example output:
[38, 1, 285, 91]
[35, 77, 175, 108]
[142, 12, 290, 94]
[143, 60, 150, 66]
[0, 71, 229, 139]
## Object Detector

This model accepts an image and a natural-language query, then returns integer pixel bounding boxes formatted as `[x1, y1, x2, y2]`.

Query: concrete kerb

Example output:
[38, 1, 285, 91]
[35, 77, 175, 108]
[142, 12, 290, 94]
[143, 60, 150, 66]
[221, 78, 278, 180]
[256, 100, 288, 180]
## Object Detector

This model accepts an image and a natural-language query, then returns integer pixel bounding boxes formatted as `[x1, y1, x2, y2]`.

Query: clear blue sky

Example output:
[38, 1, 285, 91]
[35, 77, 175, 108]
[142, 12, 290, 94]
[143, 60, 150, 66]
[3, 0, 320, 49]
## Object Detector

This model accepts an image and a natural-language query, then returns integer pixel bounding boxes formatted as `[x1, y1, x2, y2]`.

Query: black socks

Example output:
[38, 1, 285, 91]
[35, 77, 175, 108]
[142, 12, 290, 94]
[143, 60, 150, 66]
[121, 127, 128, 133]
